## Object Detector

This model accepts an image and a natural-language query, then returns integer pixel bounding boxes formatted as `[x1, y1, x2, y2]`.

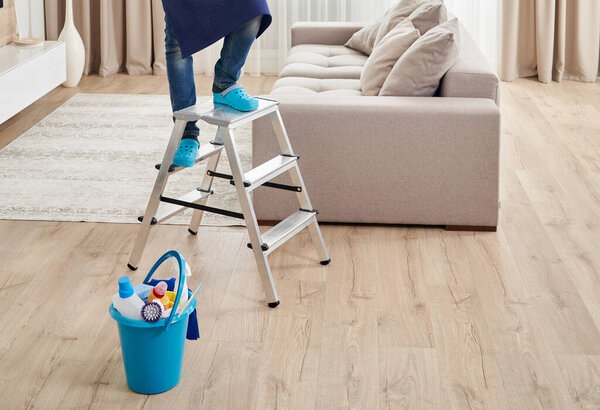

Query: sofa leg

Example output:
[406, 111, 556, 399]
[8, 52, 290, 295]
[446, 225, 497, 232]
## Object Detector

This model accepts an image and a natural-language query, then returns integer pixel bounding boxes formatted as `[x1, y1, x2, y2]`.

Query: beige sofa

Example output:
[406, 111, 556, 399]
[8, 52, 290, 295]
[252, 21, 500, 230]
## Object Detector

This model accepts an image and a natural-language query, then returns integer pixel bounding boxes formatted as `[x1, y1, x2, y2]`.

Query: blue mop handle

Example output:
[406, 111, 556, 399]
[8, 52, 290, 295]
[177, 280, 205, 318]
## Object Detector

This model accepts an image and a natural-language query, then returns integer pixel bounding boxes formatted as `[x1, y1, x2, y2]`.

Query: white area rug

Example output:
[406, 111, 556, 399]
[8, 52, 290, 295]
[0, 93, 252, 225]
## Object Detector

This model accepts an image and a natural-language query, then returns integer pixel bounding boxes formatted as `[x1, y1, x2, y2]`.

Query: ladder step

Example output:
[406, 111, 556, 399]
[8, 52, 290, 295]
[148, 189, 211, 224]
[174, 97, 279, 127]
[155, 143, 224, 174]
[243, 155, 297, 191]
[248, 209, 316, 255]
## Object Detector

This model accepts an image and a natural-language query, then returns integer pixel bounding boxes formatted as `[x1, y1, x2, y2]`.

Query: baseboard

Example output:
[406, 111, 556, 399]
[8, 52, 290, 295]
[446, 225, 497, 232]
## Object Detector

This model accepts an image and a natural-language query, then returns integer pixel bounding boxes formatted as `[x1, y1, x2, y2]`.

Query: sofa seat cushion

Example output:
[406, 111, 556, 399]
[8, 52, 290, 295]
[280, 44, 368, 79]
[271, 77, 363, 96]
[280, 64, 364, 79]
[289, 44, 368, 59]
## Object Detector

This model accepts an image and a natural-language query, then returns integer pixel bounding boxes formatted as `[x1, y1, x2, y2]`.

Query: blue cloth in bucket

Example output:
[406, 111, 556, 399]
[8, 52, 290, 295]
[148, 278, 199, 340]
[161, 0, 272, 58]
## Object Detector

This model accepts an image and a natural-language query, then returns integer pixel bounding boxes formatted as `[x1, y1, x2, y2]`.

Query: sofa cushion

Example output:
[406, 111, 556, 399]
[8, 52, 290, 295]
[373, 0, 432, 45]
[286, 50, 368, 67]
[361, 19, 420, 96]
[279, 63, 363, 79]
[281, 44, 368, 79]
[345, 0, 431, 55]
[280, 64, 364, 80]
[289, 44, 367, 58]
[271, 87, 363, 98]
[408, 1, 447, 34]
[343, 16, 384, 55]
[271, 77, 362, 96]
[380, 18, 460, 97]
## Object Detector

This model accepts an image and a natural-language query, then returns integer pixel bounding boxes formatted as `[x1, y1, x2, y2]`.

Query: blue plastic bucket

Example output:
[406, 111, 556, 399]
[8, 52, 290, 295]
[109, 251, 197, 394]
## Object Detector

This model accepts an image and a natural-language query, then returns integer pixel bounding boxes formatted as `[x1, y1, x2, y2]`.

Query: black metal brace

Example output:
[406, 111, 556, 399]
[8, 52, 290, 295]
[208, 170, 302, 192]
[299, 208, 319, 214]
[159, 195, 244, 220]
[155, 163, 177, 172]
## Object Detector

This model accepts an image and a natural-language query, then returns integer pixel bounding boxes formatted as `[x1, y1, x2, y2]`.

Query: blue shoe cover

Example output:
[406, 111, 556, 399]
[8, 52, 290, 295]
[213, 84, 259, 112]
[173, 139, 199, 168]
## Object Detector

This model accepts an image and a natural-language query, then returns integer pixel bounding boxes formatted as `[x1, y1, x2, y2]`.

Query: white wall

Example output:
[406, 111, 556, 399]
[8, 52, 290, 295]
[14, 0, 44, 39]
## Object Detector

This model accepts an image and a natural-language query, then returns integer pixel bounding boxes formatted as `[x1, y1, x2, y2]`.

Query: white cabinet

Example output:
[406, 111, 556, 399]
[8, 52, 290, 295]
[0, 41, 66, 124]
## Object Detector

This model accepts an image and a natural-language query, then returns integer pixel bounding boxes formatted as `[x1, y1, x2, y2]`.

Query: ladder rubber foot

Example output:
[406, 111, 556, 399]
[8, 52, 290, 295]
[320, 259, 331, 265]
[127, 263, 138, 271]
[138, 216, 157, 225]
[247, 242, 269, 251]
[188, 229, 197, 235]
[268, 300, 280, 308]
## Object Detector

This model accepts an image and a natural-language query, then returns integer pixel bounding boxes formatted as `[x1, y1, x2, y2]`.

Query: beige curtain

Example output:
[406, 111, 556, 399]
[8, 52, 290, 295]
[45, 0, 167, 76]
[501, 0, 600, 83]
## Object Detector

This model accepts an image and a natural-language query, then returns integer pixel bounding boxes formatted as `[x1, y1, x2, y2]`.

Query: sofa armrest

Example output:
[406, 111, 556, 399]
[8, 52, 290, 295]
[291, 22, 366, 47]
[440, 24, 500, 104]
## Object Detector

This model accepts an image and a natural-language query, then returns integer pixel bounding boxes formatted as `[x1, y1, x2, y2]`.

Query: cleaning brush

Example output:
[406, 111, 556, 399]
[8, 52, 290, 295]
[141, 301, 164, 322]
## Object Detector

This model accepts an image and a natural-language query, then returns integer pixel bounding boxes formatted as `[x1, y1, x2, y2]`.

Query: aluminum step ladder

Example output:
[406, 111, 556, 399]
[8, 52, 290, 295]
[127, 97, 330, 307]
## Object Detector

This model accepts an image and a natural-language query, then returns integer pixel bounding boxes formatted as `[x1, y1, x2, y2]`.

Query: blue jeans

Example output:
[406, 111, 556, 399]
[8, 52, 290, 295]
[165, 16, 262, 139]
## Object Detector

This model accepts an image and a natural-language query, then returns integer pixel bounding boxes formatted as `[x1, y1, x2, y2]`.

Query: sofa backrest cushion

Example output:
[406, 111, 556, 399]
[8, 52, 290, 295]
[345, 0, 431, 55]
[407, 1, 448, 35]
[373, 0, 432, 45]
[380, 18, 460, 97]
[361, 19, 421, 96]
[344, 16, 384, 55]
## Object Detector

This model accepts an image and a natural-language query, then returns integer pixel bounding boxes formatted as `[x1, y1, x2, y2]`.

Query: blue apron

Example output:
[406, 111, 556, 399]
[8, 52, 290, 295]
[162, 0, 272, 58]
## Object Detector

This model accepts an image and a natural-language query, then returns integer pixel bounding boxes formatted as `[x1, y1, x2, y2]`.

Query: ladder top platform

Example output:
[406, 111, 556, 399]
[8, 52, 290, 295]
[174, 96, 279, 127]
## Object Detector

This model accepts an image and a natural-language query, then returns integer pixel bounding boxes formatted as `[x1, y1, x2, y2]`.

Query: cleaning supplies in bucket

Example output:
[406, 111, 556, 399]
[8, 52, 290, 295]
[141, 301, 164, 322]
[112, 277, 145, 321]
[148, 281, 173, 310]
[109, 250, 202, 394]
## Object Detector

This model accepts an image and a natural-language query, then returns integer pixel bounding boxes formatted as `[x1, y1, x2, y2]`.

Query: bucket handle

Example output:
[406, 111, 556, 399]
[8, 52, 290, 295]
[142, 250, 186, 330]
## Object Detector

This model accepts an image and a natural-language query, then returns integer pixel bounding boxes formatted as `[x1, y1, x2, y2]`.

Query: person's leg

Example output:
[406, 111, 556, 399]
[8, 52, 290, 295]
[165, 15, 199, 142]
[213, 16, 262, 92]
[165, 15, 199, 167]
[212, 16, 262, 111]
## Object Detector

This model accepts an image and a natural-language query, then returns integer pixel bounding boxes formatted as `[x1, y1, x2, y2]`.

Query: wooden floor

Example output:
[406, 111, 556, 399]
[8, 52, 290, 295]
[0, 75, 599, 409]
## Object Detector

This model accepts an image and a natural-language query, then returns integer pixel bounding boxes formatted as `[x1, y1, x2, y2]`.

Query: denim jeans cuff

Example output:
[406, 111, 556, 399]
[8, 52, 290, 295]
[183, 130, 199, 138]
[213, 82, 236, 94]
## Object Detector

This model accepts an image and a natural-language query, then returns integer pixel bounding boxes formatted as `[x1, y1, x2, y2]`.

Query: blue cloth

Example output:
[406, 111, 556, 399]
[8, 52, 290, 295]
[162, 0, 271, 58]
[148, 277, 199, 340]
[133, 283, 154, 302]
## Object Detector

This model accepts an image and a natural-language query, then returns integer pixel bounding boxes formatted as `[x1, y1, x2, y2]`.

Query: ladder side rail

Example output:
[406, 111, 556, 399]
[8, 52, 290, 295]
[128, 119, 186, 269]
[220, 126, 280, 305]
[269, 110, 314, 211]
[269, 110, 295, 155]
[189, 129, 224, 234]
[270, 111, 330, 263]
